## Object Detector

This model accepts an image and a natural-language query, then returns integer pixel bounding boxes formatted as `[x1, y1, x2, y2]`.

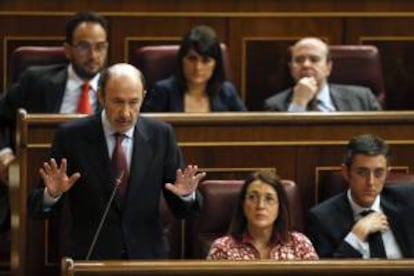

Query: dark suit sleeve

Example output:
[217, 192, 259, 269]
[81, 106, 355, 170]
[161, 123, 202, 219]
[141, 81, 171, 112]
[0, 77, 27, 151]
[263, 89, 290, 111]
[306, 210, 362, 258]
[220, 82, 247, 111]
[364, 87, 382, 111]
[27, 127, 66, 219]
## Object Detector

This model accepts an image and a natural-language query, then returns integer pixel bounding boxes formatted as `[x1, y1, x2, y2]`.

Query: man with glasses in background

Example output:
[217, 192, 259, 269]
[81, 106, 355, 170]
[264, 37, 381, 112]
[0, 11, 108, 231]
[306, 134, 414, 258]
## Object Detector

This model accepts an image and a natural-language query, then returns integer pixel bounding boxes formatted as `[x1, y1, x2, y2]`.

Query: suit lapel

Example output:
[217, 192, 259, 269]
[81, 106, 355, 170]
[329, 85, 347, 111]
[381, 195, 412, 256]
[123, 119, 152, 207]
[82, 116, 115, 205]
[335, 194, 356, 237]
[45, 68, 67, 112]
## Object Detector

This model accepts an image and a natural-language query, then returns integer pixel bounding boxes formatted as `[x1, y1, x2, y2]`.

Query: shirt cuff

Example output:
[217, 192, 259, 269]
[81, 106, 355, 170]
[345, 232, 370, 258]
[0, 147, 13, 156]
[180, 191, 196, 202]
[288, 103, 307, 112]
[43, 187, 62, 207]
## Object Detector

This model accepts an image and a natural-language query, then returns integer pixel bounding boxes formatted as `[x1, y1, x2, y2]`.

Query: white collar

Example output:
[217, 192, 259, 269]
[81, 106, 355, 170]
[66, 64, 100, 92]
[347, 189, 381, 218]
[100, 111, 134, 139]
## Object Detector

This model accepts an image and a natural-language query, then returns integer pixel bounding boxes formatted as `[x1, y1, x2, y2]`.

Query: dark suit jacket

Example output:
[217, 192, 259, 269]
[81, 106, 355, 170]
[264, 83, 382, 111]
[28, 114, 202, 260]
[306, 185, 414, 258]
[141, 76, 247, 112]
[0, 64, 68, 150]
[0, 64, 68, 230]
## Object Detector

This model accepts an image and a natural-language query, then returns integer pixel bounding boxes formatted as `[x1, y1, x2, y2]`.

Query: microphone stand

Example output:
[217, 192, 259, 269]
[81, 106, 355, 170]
[85, 172, 123, 260]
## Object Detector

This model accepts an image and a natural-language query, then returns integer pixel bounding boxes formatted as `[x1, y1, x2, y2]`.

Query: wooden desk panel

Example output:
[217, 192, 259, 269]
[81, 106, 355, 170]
[9, 110, 414, 276]
[61, 258, 414, 276]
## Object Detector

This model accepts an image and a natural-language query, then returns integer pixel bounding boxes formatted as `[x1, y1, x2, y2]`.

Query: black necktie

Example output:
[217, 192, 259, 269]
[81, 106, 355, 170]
[111, 133, 128, 200]
[309, 99, 322, 111]
[360, 210, 387, 258]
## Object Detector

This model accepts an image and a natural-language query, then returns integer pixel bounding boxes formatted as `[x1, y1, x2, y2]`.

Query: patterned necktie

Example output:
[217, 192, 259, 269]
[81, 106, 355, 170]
[360, 210, 387, 258]
[111, 133, 128, 199]
[77, 82, 93, 114]
[309, 99, 321, 111]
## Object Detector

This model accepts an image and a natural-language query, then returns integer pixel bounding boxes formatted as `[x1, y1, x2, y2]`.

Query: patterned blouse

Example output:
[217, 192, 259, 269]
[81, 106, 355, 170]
[207, 231, 319, 260]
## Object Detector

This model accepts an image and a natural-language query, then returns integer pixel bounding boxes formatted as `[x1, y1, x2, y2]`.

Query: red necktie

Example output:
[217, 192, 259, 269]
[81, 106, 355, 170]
[111, 133, 129, 199]
[77, 82, 93, 114]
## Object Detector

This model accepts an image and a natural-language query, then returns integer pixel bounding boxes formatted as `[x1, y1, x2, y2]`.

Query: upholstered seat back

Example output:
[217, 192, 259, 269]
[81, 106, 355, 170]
[328, 45, 386, 106]
[10, 46, 67, 84]
[188, 179, 303, 258]
[131, 44, 233, 89]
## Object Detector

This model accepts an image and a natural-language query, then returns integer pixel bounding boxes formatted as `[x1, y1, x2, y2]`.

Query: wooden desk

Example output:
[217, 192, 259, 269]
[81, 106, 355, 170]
[9, 110, 414, 276]
[60, 257, 414, 276]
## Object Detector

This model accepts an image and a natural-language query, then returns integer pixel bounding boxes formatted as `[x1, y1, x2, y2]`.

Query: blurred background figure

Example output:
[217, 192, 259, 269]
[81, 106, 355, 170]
[307, 134, 414, 258]
[142, 25, 246, 112]
[0, 10, 108, 232]
[207, 170, 318, 260]
[264, 37, 381, 112]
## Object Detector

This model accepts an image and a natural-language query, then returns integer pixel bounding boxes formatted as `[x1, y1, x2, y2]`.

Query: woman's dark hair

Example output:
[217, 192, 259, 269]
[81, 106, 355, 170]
[174, 25, 225, 99]
[228, 170, 292, 245]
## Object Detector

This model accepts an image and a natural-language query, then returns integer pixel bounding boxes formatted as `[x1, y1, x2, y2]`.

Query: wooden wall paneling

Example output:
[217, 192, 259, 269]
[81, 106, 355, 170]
[3, 0, 414, 13]
[367, 39, 414, 110]
[345, 17, 414, 110]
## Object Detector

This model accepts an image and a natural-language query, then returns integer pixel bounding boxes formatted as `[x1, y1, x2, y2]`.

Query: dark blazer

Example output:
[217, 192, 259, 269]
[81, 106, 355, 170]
[264, 84, 382, 111]
[141, 76, 247, 112]
[0, 64, 68, 230]
[28, 114, 202, 260]
[306, 185, 414, 258]
[0, 64, 68, 149]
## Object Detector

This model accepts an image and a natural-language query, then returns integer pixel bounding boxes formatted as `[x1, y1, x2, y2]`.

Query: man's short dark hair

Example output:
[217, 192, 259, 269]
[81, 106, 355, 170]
[344, 134, 390, 167]
[65, 11, 109, 44]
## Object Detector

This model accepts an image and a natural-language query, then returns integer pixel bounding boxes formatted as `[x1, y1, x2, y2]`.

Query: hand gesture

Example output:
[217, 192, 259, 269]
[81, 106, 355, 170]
[352, 211, 389, 241]
[165, 165, 206, 197]
[291, 77, 318, 107]
[39, 158, 80, 198]
[0, 152, 16, 183]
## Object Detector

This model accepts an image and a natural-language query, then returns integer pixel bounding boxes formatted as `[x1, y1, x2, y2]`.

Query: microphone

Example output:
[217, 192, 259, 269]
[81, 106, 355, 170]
[85, 171, 124, 260]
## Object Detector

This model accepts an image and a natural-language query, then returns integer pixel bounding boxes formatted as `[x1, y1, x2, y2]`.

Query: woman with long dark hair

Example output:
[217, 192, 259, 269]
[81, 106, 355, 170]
[207, 170, 318, 260]
[143, 25, 246, 112]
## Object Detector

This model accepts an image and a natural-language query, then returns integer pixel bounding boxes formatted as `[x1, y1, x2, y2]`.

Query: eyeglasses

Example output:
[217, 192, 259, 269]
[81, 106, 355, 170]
[245, 193, 279, 206]
[352, 167, 387, 179]
[71, 41, 108, 54]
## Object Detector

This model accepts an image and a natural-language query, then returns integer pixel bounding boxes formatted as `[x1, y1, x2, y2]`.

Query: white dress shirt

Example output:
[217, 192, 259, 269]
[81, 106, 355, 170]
[288, 83, 336, 112]
[344, 189, 403, 258]
[59, 64, 100, 114]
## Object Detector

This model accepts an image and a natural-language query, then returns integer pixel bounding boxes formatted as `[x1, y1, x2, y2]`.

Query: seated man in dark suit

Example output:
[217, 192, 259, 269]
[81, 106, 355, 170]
[0, 11, 108, 229]
[28, 63, 206, 260]
[307, 134, 414, 258]
[264, 37, 381, 112]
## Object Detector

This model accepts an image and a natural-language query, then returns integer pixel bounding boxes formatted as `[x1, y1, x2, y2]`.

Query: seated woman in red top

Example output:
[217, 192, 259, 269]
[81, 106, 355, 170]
[207, 170, 318, 260]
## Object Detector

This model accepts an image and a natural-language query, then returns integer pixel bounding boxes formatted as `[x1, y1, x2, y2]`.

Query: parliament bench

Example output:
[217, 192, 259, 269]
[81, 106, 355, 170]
[60, 258, 414, 276]
[9, 110, 414, 275]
